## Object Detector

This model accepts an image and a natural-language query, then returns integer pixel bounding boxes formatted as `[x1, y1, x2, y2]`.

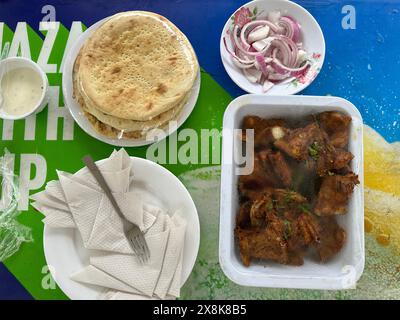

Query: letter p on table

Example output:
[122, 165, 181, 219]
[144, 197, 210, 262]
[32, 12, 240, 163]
[18, 154, 47, 210]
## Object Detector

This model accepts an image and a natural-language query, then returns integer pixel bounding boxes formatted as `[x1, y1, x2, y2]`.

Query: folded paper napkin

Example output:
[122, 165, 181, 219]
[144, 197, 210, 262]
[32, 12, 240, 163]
[31, 149, 186, 299]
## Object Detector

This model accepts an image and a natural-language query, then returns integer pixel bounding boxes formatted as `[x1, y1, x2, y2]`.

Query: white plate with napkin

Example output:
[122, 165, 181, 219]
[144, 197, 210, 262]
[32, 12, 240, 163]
[33, 149, 200, 300]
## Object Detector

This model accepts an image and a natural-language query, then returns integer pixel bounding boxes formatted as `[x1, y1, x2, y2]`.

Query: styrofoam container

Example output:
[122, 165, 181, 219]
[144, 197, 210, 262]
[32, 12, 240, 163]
[219, 94, 364, 290]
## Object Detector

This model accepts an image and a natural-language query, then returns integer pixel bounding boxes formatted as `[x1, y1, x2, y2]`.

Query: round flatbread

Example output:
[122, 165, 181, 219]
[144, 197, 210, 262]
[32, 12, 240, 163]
[74, 50, 189, 132]
[78, 11, 199, 121]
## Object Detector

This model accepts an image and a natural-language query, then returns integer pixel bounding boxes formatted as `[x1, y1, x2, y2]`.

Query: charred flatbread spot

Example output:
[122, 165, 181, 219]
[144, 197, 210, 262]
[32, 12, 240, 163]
[111, 66, 121, 74]
[168, 56, 178, 65]
[145, 102, 153, 110]
[156, 83, 168, 94]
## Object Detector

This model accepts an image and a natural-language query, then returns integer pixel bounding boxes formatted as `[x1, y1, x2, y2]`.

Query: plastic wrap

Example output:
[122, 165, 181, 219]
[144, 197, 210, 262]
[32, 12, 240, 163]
[0, 149, 32, 262]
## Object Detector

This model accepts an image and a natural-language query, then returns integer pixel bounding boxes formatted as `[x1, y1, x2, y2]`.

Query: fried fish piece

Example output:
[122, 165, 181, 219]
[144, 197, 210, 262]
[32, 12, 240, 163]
[314, 173, 359, 216]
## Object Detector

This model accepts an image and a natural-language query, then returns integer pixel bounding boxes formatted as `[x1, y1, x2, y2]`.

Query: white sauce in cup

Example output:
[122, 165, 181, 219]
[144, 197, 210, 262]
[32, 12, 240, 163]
[0, 67, 44, 116]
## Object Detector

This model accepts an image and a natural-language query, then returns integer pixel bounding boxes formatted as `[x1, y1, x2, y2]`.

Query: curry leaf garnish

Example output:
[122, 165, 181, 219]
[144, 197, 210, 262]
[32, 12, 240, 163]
[298, 203, 311, 214]
[308, 141, 320, 160]
[283, 220, 292, 240]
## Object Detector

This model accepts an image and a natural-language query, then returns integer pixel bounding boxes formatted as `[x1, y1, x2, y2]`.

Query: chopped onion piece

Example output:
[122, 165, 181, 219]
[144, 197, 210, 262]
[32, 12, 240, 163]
[263, 80, 274, 92]
[252, 37, 274, 52]
[243, 68, 263, 83]
[248, 25, 270, 43]
[297, 49, 308, 65]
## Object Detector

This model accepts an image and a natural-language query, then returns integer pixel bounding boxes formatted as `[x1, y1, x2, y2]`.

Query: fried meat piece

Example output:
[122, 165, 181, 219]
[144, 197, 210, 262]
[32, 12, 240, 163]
[314, 173, 359, 216]
[268, 152, 293, 187]
[241, 116, 288, 149]
[236, 202, 251, 228]
[271, 188, 308, 205]
[254, 126, 288, 149]
[238, 151, 282, 191]
[236, 228, 288, 266]
[274, 122, 353, 176]
[249, 193, 273, 228]
[315, 147, 354, 177]
[317, 111, 351, 148]
[315, 217, 346, 262]
[332, 149, 354, 170]
[288, 213, 321, 252]
[236, 216, 304, 266]
[242, 116, 286, 135]
[274, 122, 320, 160]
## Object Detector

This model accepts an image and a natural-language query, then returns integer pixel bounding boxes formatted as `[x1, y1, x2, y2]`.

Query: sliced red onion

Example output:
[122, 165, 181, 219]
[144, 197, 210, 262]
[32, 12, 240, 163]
[282, 16, 301, 42]
[271, 58, 310, 77]
[233, 59, 256, 69]
[233, 25, 269, 56]
[271, 38, 292, 66]
[255, 54, 269, 76]
[274, 35, 299, 67]
[223, 37, 255, 65]
[268, 72, 290, 81]
[278, 16, 301, 42]
[224, 10, 309, 90]
[240, 20, 280, 37]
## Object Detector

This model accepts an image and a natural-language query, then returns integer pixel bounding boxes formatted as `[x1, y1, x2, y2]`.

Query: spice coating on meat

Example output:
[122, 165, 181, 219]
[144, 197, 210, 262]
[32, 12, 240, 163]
[314, 173, 359, 216]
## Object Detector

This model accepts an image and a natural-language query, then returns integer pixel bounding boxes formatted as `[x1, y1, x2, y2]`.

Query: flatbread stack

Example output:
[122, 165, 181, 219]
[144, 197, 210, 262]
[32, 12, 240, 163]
[73, 11, 199, 139]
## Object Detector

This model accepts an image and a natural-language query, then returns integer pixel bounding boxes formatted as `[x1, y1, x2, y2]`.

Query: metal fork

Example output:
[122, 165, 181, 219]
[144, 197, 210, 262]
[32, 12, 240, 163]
[82, 155, 150, 264]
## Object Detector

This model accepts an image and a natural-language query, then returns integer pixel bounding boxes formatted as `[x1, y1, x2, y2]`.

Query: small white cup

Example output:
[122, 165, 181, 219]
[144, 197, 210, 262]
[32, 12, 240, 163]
[0, 57, 48, 120]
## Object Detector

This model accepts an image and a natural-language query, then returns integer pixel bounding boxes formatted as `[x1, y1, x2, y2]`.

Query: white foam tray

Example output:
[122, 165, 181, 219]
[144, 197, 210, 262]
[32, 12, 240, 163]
[219, 94, 364, 290]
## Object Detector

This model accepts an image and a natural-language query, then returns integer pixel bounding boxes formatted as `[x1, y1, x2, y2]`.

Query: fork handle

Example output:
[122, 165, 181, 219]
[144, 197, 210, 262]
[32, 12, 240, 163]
[83, 155, 128, 223]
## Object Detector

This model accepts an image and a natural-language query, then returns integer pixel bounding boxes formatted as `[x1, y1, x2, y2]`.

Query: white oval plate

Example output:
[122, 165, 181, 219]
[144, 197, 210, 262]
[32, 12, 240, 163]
[62, 17, 200, 147]
[220, 0, 325, 95]
[43, 156, 200, 300]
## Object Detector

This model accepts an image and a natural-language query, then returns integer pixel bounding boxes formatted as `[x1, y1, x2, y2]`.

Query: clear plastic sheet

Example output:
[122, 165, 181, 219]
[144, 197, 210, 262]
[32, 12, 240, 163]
[0, 149, 32, 262]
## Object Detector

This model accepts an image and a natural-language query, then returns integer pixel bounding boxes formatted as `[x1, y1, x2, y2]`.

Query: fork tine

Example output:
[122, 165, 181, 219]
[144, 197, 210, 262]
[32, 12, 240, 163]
[143, 240, 150, 260]
[128, 226, 150, 264]
[138, 235, 150, 263]
[132, 234, 147, 264]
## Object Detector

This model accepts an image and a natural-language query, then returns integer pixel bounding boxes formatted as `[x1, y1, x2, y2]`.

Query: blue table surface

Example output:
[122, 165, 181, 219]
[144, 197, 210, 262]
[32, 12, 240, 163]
[0, 0, 399, 299]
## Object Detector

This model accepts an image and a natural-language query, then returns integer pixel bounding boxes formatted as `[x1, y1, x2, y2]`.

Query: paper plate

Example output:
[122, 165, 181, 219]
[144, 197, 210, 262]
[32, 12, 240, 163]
[43, 156, 200, 300]
[62, 16, 200, 147]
